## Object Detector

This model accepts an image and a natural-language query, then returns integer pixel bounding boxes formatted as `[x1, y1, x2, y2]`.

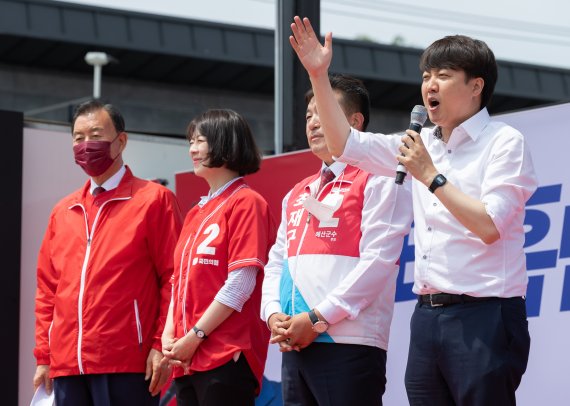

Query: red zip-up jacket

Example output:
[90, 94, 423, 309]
[34, 167, 183, 377]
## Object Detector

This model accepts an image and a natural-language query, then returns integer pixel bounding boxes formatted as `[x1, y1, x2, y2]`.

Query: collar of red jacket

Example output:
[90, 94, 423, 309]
[70, 165, 135, 204]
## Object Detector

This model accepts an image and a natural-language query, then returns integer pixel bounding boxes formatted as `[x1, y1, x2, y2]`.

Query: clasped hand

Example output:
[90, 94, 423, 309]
[269, 312, 318, 352]
[162, 334, 199, 374]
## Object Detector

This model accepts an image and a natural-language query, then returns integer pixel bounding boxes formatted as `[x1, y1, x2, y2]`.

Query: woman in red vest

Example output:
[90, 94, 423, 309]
[162, 109, 276, 405]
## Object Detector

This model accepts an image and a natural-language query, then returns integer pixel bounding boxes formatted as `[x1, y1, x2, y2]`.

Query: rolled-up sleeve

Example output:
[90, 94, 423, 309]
[481, 129, 538, 236]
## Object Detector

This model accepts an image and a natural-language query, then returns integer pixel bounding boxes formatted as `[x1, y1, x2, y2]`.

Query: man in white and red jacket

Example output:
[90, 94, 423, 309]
[33, 100, 183, 405]
[261, 75, 413, 405]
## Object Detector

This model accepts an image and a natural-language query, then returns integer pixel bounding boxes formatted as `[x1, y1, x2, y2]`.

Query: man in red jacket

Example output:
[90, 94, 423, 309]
[32, 100, 183, 405]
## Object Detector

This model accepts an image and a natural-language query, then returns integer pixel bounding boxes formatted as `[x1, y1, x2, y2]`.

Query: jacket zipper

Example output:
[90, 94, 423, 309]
[71, 197, 130, 374]
[134, 300, 143, 349]
[177, 234, 194, 336]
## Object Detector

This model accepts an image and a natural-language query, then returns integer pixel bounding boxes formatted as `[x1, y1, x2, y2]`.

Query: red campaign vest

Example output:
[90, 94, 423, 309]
[172, 179, 275, 390]
[286, 165, 369, 259]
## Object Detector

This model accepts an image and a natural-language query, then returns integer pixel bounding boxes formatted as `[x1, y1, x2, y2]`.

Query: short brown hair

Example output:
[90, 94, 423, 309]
[71, 99, 125, 133]
[420, 35, 497, 110]
[186, 109, 261, 176]
[305, 74, 370, 131]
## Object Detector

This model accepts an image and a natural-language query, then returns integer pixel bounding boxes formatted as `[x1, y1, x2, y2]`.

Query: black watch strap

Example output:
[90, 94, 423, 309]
[308, 309, 329, 333]
[308, 309, 320, 325]
[429, 174, 447, 193]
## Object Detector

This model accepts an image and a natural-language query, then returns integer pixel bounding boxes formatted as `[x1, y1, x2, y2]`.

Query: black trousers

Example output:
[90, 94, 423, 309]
[282, 342, 387, 406]
[173, 354, 257, 406]
[54, 373, 158, 406]
[405, 297, 530, 406]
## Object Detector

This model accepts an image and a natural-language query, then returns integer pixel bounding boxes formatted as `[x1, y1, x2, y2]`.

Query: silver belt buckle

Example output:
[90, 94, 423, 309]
[430, 294, 443, 307]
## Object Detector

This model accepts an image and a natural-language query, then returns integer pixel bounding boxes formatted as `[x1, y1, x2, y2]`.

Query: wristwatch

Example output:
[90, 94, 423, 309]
[429, 174, 447, 193]
[192, 326, 208, 339]
[308, 309, 329, 334]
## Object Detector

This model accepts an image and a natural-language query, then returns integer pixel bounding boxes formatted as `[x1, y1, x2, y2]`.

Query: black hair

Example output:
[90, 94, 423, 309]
[420, 35, 498, 110]
[71, 99, 125, 133]
[186, 109, 261, 176]
[305, 73, 371, 131]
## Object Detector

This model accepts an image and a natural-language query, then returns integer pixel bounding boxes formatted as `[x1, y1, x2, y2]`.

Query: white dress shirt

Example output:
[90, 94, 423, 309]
[339, 108, 538, 297]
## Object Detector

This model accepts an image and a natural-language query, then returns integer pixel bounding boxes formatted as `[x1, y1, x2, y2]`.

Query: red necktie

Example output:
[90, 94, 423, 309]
[317, 167, 335, 194]
[93, 186, 106, 196]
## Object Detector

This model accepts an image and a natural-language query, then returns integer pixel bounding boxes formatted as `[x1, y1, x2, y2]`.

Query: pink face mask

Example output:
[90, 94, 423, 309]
[73, 135, 120, 177]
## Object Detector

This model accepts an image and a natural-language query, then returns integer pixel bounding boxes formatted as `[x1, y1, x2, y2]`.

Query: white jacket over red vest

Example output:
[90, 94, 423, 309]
[34, 167, 183, 378]
[262, 164, 413, 350]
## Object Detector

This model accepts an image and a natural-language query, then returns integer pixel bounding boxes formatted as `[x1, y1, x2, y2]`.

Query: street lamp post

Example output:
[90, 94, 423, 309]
[84, 52, 114, 99]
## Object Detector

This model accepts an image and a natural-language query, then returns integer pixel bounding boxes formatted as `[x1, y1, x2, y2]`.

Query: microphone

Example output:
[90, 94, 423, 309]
[395, 105, 428, 185]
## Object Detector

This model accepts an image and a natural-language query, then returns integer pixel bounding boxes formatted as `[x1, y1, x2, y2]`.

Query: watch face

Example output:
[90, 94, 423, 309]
[196, 330, 205, 338]
[429, 174, 447, 193]
[313, 321, 328, 334]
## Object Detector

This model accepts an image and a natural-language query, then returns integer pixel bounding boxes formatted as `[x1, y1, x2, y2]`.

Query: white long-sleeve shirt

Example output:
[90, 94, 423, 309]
[339, 108, 538, 297]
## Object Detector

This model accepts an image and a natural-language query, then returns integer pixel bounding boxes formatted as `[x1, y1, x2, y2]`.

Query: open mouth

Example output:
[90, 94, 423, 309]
[428, 99, 440, 108]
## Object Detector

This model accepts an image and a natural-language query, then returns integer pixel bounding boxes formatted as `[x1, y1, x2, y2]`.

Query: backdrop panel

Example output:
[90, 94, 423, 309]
[19, 103, 570, 405]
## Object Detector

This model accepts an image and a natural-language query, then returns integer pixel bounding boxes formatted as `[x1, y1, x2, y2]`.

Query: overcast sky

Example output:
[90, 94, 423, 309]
[58, 0, 570, 70]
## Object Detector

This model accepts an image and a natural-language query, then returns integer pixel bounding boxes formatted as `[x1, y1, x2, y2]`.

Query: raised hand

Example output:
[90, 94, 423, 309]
[289, 16, 333, 78]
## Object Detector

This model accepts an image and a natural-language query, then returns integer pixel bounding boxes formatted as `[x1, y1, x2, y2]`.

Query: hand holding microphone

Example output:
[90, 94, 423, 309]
[395, 105, 428, 185]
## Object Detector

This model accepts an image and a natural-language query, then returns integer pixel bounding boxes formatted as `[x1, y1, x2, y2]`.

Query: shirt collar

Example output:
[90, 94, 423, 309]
[429, 107, 491, 143]
[198, 176, 243, 207]
[460, 107, 490, 142]
[321, 161, 347, 178]
[90, 165, 126, 194]
[431, 108, 490, 144]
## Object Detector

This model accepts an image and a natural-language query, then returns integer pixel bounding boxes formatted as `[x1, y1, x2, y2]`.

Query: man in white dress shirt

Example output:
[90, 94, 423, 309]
[289, 16, 537, 406]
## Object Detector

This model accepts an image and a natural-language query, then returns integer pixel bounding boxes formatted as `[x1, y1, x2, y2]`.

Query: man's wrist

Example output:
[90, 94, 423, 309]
[308, 309, 329, 333]
[312, 308, 327, 323]
[428, 173, 447, 193]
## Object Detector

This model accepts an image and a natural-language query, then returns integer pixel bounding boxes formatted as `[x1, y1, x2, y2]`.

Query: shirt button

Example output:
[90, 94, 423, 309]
[422, 255, 427, 259]
[427, 227, 432, 231]
[423, 284, 427, 288]
[447, 149, 452, 154]
[433, 202, 437, 206]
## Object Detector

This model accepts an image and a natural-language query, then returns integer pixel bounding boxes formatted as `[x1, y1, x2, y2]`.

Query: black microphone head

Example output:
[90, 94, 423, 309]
[411, 105, 428, 127]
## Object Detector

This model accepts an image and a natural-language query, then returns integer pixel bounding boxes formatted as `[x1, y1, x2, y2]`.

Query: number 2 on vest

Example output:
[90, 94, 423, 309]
[196, 223, 220, 255]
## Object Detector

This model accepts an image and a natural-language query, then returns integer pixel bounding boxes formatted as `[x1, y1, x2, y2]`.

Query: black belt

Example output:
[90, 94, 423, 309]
[418, 293, 498, 307]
